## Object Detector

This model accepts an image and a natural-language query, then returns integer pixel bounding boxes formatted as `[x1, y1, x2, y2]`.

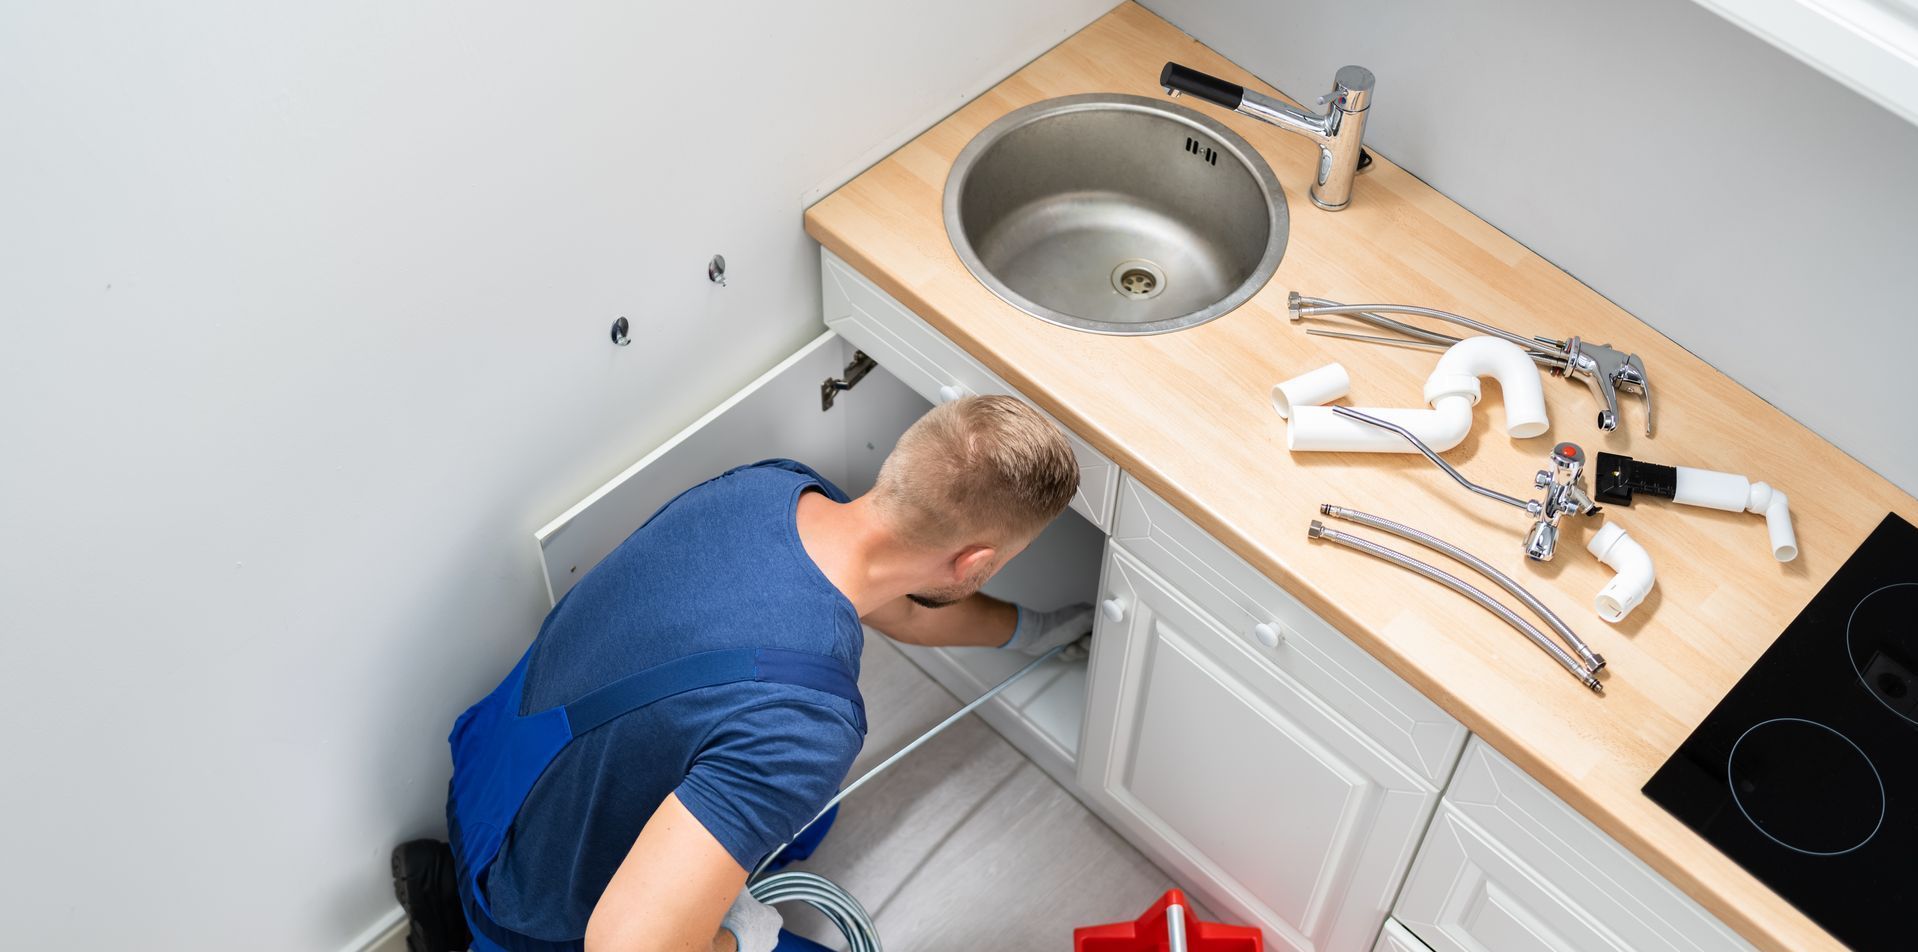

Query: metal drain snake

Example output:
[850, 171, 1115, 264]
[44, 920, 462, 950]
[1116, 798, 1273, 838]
[746, 641, 1075, 950]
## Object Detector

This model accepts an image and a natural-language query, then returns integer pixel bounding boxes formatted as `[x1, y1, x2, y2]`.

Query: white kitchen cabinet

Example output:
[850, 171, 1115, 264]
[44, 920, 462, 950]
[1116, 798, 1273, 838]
[1393, 739, 1755, 952]
[1112, 476, 1468, 788]
[533, 330, 1103, 784]
[1079, 543, 1447, 952]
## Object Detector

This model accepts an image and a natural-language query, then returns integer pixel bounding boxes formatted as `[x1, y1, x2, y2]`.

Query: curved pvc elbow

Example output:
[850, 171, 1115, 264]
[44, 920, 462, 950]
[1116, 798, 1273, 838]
[1587, 522, 1655, 623]
[1286, 336, 1549, 452]
[1747, 483, 1797, 562]
[1288, 395, 1473, 452]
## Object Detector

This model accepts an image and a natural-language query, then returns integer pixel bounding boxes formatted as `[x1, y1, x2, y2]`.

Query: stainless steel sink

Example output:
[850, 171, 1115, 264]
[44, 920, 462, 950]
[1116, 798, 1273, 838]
[944, 93, 1288, 336]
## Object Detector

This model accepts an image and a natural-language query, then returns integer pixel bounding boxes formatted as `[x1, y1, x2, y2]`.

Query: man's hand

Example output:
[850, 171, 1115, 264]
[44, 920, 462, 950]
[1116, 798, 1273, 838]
[862, 595, 1093, 655]
[718, 889, 783, 952]
[1003, 602, 1095, 656]
[584, 793, 752, 952]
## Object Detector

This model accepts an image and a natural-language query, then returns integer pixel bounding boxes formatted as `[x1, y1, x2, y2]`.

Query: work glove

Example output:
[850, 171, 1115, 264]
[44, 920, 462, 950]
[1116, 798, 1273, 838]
[721, 888, 783, 952]
[1005, 602, 1096, 656]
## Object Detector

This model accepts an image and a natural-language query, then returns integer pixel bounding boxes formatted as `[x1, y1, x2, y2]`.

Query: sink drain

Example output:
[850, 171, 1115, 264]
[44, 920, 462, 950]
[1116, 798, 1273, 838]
[1111, 259, 1166, 300]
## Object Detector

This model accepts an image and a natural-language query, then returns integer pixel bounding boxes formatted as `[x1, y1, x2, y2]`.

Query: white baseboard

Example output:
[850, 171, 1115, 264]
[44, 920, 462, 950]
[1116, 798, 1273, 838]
[343, 904, 407, 952]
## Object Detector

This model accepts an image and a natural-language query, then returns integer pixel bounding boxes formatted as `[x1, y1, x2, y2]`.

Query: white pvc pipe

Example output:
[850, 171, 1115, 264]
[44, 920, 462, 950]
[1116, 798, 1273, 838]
[1673, 467, 1798, 562]
[1287, 336, 1549, 452]
[1587, 522, 1655, 623]
[1288, 396, 1475, 452]
[1748, 483, 1797, 563]
[1270, 362, 1350, 419]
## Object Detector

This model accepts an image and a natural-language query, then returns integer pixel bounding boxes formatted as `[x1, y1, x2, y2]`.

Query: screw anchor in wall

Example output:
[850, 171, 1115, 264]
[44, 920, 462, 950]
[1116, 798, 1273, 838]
[610, 316, 631, 346]
[708, 254, 727, 287]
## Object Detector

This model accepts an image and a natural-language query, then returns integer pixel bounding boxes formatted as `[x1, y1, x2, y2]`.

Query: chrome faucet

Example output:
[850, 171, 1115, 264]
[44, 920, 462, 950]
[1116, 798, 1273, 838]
[1161, 61, 1374, 211]
[1328, 405, 1604, 563]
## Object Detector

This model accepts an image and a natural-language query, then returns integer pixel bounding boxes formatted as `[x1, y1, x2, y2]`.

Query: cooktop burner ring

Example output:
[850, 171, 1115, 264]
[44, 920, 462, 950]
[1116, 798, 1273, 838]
[1846, 581, 1918, 727]
[1726, 717, 1886, 857]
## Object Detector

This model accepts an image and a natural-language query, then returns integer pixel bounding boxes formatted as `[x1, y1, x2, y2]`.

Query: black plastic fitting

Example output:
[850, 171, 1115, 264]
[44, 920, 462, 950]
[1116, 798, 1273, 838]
[1593, 452, 1678, 506]
[1161, 62, 1244, 111]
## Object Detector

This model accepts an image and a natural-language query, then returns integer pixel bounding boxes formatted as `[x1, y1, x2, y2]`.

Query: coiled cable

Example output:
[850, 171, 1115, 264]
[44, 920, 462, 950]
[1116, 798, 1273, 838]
[748, 870, 880, 952]
[744, 642, 1074, 951]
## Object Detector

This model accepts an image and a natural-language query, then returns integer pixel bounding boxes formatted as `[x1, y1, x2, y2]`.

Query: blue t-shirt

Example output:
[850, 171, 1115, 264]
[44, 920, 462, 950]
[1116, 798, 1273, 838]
[484, 459, 867, 940]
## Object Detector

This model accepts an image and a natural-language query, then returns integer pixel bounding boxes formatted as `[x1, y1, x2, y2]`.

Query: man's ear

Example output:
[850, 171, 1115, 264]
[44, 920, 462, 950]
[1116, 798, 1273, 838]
[950, 544, 998, 581]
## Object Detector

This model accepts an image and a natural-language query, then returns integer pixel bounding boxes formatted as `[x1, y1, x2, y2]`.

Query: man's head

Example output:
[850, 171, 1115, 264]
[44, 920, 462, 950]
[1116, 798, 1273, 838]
[869, 395, 1078, 607]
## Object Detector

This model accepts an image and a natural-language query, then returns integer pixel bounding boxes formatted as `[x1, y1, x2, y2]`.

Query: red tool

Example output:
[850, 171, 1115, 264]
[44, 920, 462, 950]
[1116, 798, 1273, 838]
[1073, 889, 1262, 951]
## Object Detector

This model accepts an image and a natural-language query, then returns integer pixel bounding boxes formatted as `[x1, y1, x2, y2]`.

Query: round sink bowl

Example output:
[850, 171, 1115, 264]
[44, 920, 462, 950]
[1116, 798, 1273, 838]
[944, 93, 1288, 336]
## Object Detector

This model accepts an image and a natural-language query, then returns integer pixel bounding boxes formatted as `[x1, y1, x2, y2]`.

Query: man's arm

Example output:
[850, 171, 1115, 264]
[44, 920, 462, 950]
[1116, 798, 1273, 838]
[584, 792, 741, 952]
[861, 593, 1017, 648]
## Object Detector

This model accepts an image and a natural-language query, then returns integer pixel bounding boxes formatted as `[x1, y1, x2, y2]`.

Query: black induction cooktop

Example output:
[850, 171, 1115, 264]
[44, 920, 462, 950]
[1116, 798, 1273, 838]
[1644, 513, 1918, 951]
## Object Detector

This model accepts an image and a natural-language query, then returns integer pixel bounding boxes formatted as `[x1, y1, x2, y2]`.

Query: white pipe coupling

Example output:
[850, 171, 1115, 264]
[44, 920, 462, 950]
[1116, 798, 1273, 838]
[1587, 522, 1654, 623]
[1270, 363, 1350, 419]
[1286, 336, 1550, 453]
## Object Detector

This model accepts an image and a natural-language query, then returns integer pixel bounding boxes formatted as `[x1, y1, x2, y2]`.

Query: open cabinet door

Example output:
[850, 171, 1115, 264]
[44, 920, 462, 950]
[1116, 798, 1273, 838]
[534, 330, 886, 604]
[532, 326, 1106, 800]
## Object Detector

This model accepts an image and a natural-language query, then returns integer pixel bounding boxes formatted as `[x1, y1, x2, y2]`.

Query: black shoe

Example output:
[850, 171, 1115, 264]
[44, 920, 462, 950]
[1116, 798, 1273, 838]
[390, 839, 472, 952]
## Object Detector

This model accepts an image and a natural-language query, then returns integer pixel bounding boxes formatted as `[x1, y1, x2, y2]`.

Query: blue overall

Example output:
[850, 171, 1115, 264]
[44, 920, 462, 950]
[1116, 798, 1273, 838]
[447, 641, 862, 952]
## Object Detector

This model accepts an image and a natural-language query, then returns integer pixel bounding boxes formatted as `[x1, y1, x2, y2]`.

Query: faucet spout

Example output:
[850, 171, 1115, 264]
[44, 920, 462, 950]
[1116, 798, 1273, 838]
[1160, 62, 1374, 210]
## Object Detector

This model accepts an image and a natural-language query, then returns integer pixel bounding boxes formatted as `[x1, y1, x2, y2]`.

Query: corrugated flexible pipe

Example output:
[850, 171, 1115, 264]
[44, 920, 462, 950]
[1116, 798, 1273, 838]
[1308, 520, 1603, 693]
[1319, 505, 1603, 673]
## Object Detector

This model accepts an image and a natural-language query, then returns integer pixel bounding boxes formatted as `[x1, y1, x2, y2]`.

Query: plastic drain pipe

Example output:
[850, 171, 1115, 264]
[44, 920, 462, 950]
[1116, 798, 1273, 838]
[1595, 453, 1798, 562]
[1287, 336, 1550, 452]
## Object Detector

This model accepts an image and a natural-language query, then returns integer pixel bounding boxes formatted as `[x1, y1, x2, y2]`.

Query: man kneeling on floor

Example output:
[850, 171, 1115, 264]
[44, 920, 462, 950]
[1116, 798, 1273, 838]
[393, 395, 1095, 952]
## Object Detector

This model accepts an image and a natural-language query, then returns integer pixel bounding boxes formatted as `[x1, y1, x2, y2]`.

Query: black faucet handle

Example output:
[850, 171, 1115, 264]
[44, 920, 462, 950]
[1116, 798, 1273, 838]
[1160, 62, 1244, 111]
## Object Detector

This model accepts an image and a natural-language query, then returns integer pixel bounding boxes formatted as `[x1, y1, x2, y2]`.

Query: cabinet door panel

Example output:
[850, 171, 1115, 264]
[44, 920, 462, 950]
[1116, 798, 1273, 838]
[1396, 807, 1604, 952]
[534, 331, 859, 603]
[1394, 740, 1754, 952]
[1112, 477, 1466, 786]
[821, 249, 1118, 530]
[1081, 545, 1441, 952]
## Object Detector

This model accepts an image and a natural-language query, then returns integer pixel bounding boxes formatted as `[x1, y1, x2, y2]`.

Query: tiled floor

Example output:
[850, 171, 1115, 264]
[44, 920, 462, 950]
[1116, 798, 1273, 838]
[778, 635, 1185, 950]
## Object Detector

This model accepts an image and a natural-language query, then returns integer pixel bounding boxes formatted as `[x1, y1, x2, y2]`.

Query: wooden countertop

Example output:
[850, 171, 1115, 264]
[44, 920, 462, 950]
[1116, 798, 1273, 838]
[805, 4, 1914, 949]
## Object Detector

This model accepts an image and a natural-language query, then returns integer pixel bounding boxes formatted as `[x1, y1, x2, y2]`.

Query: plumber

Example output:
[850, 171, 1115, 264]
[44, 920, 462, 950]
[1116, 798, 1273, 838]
[391, 395, 1094, 952]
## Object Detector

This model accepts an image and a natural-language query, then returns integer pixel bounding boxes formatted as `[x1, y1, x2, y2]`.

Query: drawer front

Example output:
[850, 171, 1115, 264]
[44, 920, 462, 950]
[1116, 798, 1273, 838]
[1111, 475, 1467, 786]
[1394, 739, 1754, 952]
[821, 249, 1119, 531]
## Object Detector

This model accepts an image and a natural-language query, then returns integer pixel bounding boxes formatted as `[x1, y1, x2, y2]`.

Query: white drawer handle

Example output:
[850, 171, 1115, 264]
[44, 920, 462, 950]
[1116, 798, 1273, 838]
[1252, 622, 1283, 648]
[937, 384, 965, 404]
[1100, 597, 1128, 624]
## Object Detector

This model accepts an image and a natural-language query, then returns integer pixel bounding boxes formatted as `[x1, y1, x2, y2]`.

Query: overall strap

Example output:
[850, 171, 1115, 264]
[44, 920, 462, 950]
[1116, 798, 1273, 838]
[563, 647, 865, 737]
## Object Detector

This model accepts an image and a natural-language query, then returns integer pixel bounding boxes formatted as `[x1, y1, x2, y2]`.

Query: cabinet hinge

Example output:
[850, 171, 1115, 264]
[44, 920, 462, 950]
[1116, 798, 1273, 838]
[821, 350, 877, 411]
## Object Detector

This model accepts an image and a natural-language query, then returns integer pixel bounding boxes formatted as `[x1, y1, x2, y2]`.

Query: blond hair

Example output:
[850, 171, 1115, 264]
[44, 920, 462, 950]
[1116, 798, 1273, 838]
[872, 395, 1079, 548]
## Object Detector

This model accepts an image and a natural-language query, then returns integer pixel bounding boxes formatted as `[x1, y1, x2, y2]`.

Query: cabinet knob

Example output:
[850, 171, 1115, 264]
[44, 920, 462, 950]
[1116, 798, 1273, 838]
[1252, 622, 1283, 648]
[937, 384, 965, 404]
[1100, 597, 1128, 624]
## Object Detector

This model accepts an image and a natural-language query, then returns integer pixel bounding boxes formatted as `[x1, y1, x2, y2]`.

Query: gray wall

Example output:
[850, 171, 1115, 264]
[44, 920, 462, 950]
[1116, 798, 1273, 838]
[0, 2, 1111, 948]
[1146, 0, 1918, 495]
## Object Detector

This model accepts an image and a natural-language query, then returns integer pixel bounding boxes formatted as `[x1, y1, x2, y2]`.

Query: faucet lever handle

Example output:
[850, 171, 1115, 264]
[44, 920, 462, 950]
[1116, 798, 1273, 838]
[1318, 65, 1376, 112]
[1621, 353, 1653, 437]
